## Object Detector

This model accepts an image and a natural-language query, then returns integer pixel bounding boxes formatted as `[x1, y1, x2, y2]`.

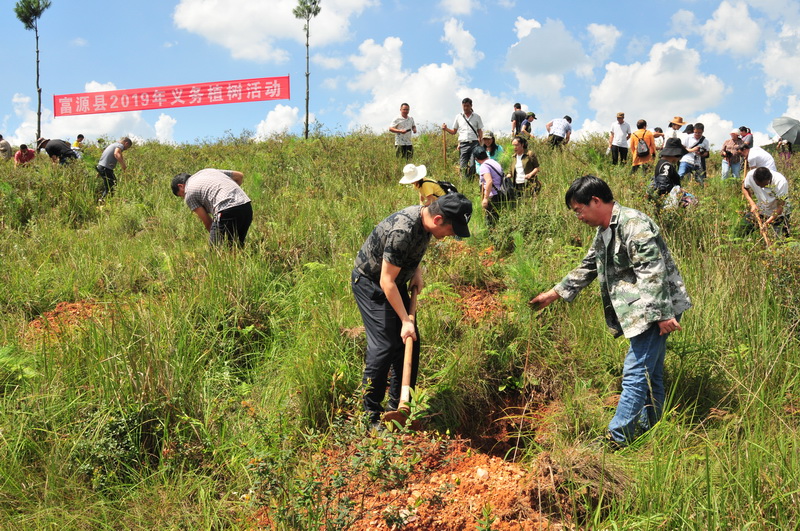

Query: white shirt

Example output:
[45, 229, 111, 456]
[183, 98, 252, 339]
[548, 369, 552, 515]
[743, 169, 789, 216]
[746, 146, 778, 171]
[514, 155, 526, 184]
[609, 121, 631, 148]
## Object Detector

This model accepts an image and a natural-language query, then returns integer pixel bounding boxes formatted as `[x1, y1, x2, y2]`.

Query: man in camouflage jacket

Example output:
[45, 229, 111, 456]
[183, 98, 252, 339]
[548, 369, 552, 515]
[531, 175, 691, 447]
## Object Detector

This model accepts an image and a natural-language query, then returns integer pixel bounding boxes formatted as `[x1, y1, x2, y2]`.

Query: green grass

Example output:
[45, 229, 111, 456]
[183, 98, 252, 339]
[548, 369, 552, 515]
[0, 132, 798, 528]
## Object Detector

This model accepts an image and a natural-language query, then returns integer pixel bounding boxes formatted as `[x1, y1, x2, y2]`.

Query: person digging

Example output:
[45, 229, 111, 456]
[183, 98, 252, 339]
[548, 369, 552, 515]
[351, 193, 473, 432]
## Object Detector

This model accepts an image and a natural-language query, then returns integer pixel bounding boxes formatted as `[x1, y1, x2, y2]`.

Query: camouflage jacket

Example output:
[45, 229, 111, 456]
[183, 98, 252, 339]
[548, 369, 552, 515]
[554, 203, 691, 339]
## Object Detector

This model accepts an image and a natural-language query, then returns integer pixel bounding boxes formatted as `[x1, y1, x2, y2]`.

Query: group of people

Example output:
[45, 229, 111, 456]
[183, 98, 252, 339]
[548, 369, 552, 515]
[357, 170, 691, 450]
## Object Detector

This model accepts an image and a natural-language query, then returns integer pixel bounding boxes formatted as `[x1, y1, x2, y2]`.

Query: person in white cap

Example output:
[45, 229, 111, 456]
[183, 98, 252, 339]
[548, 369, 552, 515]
[720, 130, 744, 180]
[399, 163, 445, 206]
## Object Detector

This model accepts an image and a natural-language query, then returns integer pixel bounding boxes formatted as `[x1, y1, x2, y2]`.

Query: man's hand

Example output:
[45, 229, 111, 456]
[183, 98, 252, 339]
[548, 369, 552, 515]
[657, 318, 682, 336]
[529, 288, 560, 310]
[400, 318, 417, 342]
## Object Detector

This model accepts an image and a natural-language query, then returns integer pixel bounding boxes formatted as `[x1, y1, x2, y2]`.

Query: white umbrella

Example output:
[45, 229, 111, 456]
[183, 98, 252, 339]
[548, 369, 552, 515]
[771, 116, 800, 145]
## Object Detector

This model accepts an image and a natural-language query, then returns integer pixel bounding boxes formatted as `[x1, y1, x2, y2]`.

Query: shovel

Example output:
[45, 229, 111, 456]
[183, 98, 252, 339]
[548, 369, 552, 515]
[383, 285, 422, 431]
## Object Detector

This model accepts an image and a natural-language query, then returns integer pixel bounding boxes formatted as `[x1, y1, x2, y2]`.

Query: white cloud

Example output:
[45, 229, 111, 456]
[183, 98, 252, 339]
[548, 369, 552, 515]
[759, 23, 800, 96]
[341, 33, 511, 138]
[586, 23, 621, 64]
[172, 0, 377, 63]
[507, 19, 591, 114]
[699, 1, 761, 55]
[440, 0, 477, 16]
[588, 39, 727, 138]
[441, 18, 484, 71]
[155, 114, 177, 144]
[786, 95, 800, 118]
[254, 104, 300, 139]
[670, 10, 696, 35]
[513, 16, 541, 39]
[348, 38, 405, 92]
[71, 37, 88, 47]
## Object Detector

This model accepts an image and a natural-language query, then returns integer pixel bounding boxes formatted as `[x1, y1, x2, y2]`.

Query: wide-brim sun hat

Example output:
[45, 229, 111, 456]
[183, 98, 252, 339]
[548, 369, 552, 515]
[669, 116, 686, 127]
[399, 163, 427, 184]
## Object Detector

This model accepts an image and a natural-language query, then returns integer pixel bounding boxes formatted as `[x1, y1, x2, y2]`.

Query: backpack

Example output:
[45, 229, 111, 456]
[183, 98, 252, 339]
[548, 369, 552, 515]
[634, 133, 649, 157]
[422, 179, 458, 196]
[486, 164, 516, 202]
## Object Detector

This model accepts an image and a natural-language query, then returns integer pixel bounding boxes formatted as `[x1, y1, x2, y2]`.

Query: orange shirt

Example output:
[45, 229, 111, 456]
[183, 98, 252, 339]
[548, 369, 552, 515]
[630, 129, 655, 166]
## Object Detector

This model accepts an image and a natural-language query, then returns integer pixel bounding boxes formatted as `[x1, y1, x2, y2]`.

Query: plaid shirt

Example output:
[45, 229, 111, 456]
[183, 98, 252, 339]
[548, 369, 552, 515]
[554, 203, 691, 338]
[184, 169, 250, 216]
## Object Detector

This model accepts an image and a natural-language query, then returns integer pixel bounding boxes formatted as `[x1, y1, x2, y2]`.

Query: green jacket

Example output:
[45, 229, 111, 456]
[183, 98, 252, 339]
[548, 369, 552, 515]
[554, 202, 691, 338]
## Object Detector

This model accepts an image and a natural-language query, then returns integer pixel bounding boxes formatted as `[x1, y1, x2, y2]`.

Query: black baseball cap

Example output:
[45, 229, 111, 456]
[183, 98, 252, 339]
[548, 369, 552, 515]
[437, 193, 473, 237]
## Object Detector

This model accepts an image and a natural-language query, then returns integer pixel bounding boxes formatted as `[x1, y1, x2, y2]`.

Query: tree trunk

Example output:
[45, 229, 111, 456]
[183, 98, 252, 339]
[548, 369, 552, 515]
[35, 20, 42, 141]
[304, 21, 310, 140]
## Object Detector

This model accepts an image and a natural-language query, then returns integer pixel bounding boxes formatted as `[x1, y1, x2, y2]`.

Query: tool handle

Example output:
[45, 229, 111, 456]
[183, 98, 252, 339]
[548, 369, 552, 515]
[398, 285, 419, 411]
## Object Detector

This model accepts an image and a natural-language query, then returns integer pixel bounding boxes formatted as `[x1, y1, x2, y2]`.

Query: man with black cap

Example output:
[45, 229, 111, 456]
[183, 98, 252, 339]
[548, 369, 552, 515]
[352, 193, 472, 430]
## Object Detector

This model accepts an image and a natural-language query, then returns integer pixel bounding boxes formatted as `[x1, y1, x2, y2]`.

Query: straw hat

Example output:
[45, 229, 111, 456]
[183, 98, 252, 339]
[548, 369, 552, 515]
[399, 163, 427, 184]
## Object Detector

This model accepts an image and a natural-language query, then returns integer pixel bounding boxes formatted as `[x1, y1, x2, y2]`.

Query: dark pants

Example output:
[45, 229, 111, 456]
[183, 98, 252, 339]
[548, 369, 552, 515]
[611, 145, 628, 165]
[210, 202, 253, 247]
[97, 165, 116, 199]
[395, 144, 413, 161]
[459, 141, 478, 180]
[351, 270, 419, 423]
[548, 134, 565, 147]
[60, 151, 79, 164]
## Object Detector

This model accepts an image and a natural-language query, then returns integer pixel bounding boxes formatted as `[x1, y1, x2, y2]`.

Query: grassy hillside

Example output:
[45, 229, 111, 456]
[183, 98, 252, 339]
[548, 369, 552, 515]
[0, 131, 798, 529]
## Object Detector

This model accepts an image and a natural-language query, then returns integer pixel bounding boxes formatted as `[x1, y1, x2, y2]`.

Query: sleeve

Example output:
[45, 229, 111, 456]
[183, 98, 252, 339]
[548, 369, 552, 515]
[554, 242, 599, 302]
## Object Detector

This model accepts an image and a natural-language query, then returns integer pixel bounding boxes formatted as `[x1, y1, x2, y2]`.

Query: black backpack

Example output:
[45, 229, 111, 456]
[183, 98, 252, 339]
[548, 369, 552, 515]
[422, 179, 459, 196]
[634, 133, 649, 157]
[486, 164, 516, 202]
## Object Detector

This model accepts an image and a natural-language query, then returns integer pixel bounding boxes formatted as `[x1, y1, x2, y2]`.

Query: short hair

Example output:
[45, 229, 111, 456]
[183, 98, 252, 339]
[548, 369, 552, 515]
[564, 115, 572, 123]
[693, 123, 704, 132]
[753, 167, 772, 185]
[514, 103, 521, 109]
[472, 145, 488, 161]
[427, 199, 453, 228]
[77, 134, 84, 141]
[654, 127, 663, 133]
[462, 97, 472, 105]
[564, 175, 613, 208]
[171, 172, 191, 196]
[400, 102, 409, 108]
[512, 136, 528, 150]
[121, 136, 133, 147]
[637, 119, 646, 129]
[20, 144, 28, 150]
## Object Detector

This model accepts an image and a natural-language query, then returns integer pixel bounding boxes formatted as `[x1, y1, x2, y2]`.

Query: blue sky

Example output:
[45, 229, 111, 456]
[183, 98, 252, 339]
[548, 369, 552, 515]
[2, 0, 799, 148]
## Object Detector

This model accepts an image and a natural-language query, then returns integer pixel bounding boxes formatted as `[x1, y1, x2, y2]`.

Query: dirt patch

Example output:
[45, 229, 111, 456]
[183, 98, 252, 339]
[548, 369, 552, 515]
[23, 300, 111, 344]
[456, 284, 507, 323]
[252, 432, 569, 530]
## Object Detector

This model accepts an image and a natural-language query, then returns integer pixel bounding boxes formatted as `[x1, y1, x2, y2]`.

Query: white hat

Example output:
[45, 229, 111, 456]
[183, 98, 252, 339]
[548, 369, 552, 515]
[399, 163, 427, 184]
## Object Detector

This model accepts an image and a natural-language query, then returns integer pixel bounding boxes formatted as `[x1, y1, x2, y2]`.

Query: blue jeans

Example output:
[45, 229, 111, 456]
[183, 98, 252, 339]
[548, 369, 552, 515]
[608, 316, 680, 444]
[721, 160, 741, 180]
[678, 161, 704, 185]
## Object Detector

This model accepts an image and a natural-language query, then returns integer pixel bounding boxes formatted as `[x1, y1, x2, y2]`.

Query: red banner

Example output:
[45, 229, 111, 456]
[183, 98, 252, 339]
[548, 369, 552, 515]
[53, 76, 290, 117]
